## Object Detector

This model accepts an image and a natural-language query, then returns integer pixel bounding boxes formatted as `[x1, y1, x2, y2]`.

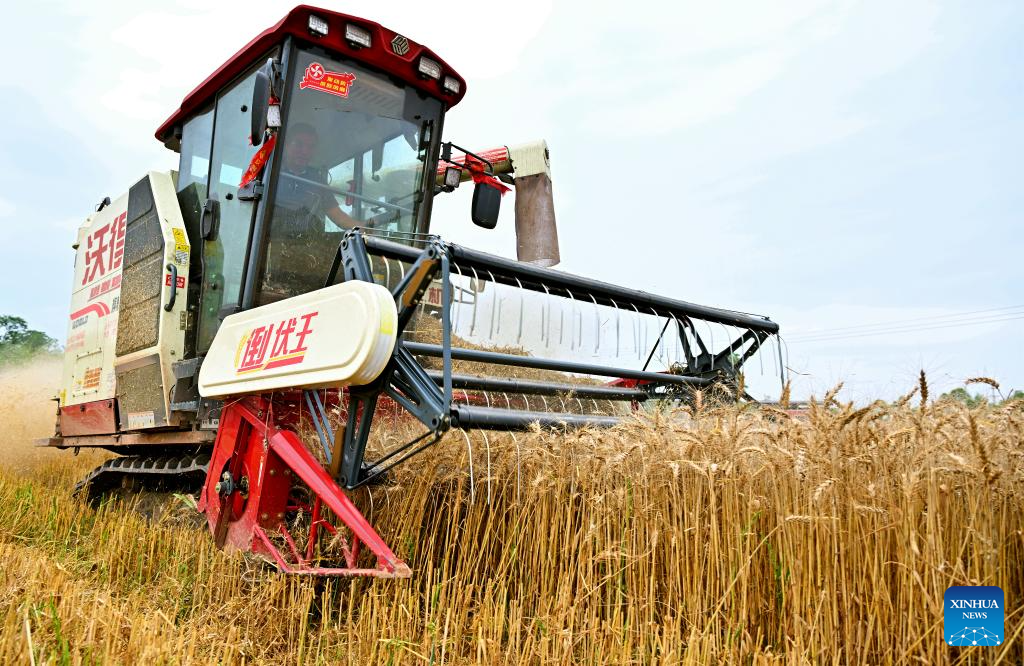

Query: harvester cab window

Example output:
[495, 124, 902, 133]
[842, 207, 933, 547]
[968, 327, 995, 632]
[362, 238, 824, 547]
[177, 107, 214, 198]
[196, 66, 264, 352]
[257, 48, 441, 304]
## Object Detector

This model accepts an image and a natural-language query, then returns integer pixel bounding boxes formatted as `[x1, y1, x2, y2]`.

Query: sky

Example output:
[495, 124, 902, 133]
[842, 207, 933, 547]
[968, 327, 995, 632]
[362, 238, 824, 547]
[0, 0, 1021, 402]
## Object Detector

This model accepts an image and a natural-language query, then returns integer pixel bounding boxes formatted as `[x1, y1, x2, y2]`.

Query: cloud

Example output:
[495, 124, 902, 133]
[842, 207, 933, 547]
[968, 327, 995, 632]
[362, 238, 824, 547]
[0, 0, 1019, 402]
[52, 217, 85, 232]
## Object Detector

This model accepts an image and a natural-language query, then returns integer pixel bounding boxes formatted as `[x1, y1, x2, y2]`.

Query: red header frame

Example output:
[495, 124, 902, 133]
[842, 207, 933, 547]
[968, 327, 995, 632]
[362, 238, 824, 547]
[155, 5, 467, 145]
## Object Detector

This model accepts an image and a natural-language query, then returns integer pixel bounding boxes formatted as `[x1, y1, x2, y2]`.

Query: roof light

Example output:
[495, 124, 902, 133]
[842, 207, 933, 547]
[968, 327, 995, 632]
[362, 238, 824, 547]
[308, 15, 329, 37]
[442, 76, 461, 95]
[345, 23, 372, 48]
[417, 56, 442, 80]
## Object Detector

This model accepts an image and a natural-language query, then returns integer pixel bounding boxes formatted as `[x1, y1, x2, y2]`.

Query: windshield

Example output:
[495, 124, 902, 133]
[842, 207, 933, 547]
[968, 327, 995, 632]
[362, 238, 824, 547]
[258, 48, 442, 304]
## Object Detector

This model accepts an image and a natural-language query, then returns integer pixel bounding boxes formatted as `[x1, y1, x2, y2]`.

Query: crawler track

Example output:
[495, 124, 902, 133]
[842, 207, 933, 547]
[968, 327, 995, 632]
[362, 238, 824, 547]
[74, 452, 210, 500]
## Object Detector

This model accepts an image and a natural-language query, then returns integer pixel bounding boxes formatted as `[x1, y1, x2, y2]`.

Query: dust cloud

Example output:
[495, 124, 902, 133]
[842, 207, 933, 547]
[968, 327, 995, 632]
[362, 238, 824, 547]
[0, 356, 62, 471]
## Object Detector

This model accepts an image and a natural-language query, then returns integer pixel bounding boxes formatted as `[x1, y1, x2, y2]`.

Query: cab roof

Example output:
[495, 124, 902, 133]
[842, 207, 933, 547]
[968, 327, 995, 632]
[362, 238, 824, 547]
[155, 5, 466, 146]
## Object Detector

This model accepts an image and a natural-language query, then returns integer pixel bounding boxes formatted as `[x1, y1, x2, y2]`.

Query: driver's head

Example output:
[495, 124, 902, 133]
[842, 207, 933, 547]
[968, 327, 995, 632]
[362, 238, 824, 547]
[283, 123, 318, 172]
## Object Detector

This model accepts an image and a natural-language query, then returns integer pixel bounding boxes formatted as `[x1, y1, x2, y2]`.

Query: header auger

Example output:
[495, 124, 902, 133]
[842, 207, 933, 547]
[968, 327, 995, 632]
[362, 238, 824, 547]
[47, 6, 781, 577]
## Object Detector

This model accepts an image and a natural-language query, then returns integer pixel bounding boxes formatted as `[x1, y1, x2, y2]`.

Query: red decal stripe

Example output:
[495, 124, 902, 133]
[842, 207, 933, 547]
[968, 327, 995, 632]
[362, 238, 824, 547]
[70, 302, 110, 320]
[263, 355, 305, 370]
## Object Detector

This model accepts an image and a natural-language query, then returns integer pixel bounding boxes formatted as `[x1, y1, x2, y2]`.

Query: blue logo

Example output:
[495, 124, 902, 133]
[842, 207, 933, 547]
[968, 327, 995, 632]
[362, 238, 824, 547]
[944, 586, 1004, 646]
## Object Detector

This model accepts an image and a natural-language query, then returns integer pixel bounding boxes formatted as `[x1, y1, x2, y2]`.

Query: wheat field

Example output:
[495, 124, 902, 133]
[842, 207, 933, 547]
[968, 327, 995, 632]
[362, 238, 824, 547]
[0, 359, 1021, 664]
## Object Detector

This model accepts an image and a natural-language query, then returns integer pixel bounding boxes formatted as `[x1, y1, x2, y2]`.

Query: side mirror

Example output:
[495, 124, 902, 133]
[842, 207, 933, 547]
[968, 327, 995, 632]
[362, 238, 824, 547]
[471, 182, 501, 229]
[250, 58, 281, 147]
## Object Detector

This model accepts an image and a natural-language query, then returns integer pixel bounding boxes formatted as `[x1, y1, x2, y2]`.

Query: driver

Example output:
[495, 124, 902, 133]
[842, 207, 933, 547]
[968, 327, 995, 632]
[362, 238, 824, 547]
[277, 122, 357, 231]
[263, 122, 357, 299]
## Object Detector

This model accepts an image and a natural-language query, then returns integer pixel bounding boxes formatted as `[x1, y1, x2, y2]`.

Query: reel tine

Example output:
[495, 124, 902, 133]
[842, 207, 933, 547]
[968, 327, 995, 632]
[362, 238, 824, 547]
[702, 318, 716, 360]
[565, 289, 577, 352]
[459, 430, 475, 503]
[559, 305, 565, 347]
[645, 306, 663, 370]
[590, 294, 600, 354]
[577, 303, 583, 353]
[669, 313, 682, 369]
[631, 303, 643, 360]
[774, 334, 782, 387]
[450, 261, 464, 336]
[488, 270, 499, 339]
[509, 431, 521, 502]
[642, 307, 650, 361]
[768, 332, 778, 378]
[482, 430, 492, 505]
[722, 323, 734, 374]
[540, 284, 547, 346]
[757, 327, 766, 375]
[542, 283, 553, 349]
[469, 266, 481, 336]
[610, 299, 621, 357]
[514, 276, 525, 346]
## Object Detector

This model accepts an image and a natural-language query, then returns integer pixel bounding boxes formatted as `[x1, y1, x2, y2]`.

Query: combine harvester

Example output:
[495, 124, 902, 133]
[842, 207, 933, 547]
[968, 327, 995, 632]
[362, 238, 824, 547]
[46, 6, 781, 577]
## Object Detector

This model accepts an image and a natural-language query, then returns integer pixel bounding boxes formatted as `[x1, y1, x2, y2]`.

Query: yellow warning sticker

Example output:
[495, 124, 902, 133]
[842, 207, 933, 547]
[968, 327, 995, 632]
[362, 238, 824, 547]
[172, 228, 189, 252]
[171, 228, 190, 265]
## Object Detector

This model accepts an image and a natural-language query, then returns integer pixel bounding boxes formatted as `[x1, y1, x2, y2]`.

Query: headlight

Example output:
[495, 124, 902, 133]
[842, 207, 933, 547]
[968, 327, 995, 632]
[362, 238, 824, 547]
[417, 56, 442, 80]
[345, 23, 372, 48]
[442, 76, 461, 95]
[307, 15, 329, 37]
[443, 166, 462, 189]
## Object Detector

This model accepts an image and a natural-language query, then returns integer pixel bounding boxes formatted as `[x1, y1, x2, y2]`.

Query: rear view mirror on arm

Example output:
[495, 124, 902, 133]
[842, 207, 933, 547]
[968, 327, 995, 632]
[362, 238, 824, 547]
[250, 58, 282, 147]
[471, 182, 501, 229]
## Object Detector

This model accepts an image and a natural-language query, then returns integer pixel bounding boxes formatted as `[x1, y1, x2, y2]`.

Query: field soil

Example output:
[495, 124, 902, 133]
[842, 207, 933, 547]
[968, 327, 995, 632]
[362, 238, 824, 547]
[0, 358, 1021, 664]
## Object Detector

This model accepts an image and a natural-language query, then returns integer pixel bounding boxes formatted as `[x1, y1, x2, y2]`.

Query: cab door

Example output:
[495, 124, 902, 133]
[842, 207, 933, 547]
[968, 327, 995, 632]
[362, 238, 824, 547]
[196, 66, 265, 353]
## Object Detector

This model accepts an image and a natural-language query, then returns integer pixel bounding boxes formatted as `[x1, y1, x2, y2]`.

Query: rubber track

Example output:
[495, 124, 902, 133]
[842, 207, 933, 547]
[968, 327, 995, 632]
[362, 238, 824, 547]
[74, 452, 211, 496]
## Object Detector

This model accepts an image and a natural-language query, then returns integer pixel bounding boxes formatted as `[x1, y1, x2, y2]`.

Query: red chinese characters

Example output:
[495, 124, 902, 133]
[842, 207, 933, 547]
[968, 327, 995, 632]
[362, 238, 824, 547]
[89, 274, 122, 300]
[237, 312, 319, 374]
[239, 324, 275, 372]
[82, 212, 127, 286]
[298, 62, 356, 98]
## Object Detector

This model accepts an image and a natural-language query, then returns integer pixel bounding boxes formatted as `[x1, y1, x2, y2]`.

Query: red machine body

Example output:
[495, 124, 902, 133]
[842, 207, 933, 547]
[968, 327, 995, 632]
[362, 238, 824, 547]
[200, 395, 409, 577]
